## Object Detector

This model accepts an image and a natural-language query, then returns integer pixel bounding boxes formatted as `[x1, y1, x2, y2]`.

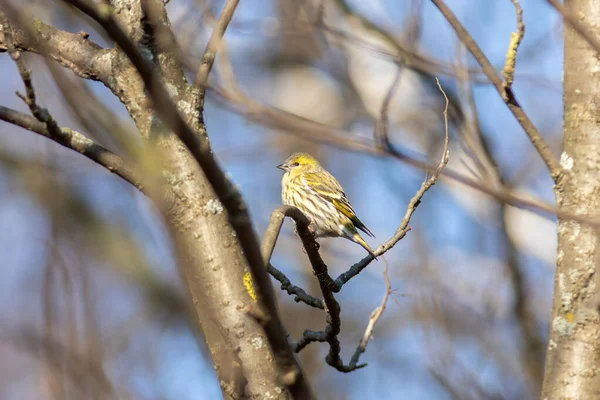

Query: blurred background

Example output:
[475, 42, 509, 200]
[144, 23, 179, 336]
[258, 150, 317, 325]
[0, 0, 562, 399]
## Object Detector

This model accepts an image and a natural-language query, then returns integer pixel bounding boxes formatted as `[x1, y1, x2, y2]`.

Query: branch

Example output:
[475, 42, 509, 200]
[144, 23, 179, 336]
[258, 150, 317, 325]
[0, 13, 142, 193]
[336, 78, 450, 285]
[375, 64, 403, 148]
[261, 205, 362, 371]
[348, 262, 391, 368]
[262, 206, 325, 309]
[0, 14, 110, 81]
[275, 208, 355, 371]
[430, 0, 561, 181]
[62, 1, 313, 396]
[209, 82, 596, 229]
[267, 263, 325, 310]
[0, 106, 144, 193]
[265, 81, 449, 373]
[501, 0, 524, 92]
[545, 0, 600, 55]
[193, 0, 240, 90]
[265, 206, 340, 292]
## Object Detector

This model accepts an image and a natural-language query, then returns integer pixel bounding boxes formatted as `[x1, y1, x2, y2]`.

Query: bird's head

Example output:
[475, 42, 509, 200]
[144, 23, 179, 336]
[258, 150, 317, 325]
[277, 152, 321, 173]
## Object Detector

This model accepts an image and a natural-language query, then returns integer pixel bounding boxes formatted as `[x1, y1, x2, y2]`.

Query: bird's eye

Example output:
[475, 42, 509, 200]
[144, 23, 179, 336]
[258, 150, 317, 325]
[293, 162, 300, 166]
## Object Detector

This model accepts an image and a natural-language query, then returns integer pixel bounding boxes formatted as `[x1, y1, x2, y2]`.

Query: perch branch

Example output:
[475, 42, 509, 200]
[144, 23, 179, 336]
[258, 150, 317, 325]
[272, 80, 449, 372]
[262, 207, 326, 309]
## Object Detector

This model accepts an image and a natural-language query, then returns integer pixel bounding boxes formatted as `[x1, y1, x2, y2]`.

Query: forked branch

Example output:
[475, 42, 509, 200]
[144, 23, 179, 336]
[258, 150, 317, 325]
[262, 79, 450, 372]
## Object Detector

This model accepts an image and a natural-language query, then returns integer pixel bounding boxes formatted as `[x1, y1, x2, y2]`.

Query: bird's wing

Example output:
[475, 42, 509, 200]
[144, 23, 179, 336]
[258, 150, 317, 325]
[303, 171, 375, 238]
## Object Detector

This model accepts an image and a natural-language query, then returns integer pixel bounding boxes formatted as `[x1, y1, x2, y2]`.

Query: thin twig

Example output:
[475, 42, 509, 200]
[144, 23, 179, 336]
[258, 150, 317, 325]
[502, 0, 524, 93]
[375, 64, 403, 148]
[336, 77, 450, 285]
[193, 0, 240, 89]
[209, 81, 598, 229]
[274, 81, 449, 372]
[430, 0, 561, 181]
[267, 263, 325, 309]
[454, 43, 499, 183]
[2, 12, 62, 135]
[348, 260, 391, 368]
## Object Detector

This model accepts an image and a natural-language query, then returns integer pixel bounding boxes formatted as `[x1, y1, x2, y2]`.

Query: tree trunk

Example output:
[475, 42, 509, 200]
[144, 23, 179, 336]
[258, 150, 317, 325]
[87, 4, 298, 397]
[542, 1, 600, 398]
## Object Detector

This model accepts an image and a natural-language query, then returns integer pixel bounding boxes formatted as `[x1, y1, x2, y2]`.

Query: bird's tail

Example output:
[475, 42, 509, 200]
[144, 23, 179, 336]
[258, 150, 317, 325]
[353, 233, 378, 260]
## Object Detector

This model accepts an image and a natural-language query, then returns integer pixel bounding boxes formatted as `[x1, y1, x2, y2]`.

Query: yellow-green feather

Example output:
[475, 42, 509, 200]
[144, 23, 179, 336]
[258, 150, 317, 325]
[303, 171, 374, 238]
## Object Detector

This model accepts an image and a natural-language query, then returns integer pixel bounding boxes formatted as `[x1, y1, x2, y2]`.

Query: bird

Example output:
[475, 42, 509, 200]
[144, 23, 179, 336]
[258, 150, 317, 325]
[277, 152, 377, 258]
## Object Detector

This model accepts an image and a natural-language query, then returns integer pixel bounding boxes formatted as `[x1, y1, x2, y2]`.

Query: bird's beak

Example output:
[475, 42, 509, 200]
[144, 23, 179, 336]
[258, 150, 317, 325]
[276, 163, 286, 171]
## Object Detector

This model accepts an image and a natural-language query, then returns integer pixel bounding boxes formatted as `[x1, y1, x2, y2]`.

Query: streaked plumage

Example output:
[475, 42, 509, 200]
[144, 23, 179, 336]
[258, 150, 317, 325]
[277, 152, 376, 257]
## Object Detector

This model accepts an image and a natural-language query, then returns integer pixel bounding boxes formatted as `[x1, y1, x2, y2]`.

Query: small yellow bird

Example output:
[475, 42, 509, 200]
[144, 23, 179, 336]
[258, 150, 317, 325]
[277, 152, 376, 258]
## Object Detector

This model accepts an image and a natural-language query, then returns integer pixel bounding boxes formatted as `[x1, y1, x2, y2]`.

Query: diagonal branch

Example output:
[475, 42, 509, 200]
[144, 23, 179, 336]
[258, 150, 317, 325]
[348, 262, 392, 368]
[262, 206, 325, 309]
[0, 12, 142, 194]
[430, 0, 561, 181]
[266, 263, 325, 309]
[337, 79, 449, 285]
[193, 0, 240, 90]
[0, 14, 111, 82]
[545, 0, 600, 55]
[264, 81, 450, 373]
[62, 1, 313, 397]
[0, 106, 144, 193]
[209, 82, 596, 228]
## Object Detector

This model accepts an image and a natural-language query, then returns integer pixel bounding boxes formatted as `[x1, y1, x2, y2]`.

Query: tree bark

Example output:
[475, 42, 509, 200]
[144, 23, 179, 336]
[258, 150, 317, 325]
[542, 1, 600, 398]
[0, 1, 307, 397]
[104, 32, 295, 400]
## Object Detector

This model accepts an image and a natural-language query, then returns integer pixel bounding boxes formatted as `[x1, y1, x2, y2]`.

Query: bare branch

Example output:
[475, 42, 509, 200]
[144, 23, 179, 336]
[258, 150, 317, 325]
[262, 206, 326, 309]
[267, 263, 325, 309]
[546, 0, 600, 55]
[61, 1, 313, 397]
[0, 106, 144, 193]
[210, 82, 598, 229]
[336, 79, 450, 285]
[502, 0, 524, 92]
[193, 0, 240, 90]
[266, 206, 340, 292]
[263, 205, 362, 371]
[375, 64, 403, 148]
[430, 0, 561, 181]
[348, 262, 392, 368]
[0, 13, 111, 81]
[0, 13, 142, 195]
